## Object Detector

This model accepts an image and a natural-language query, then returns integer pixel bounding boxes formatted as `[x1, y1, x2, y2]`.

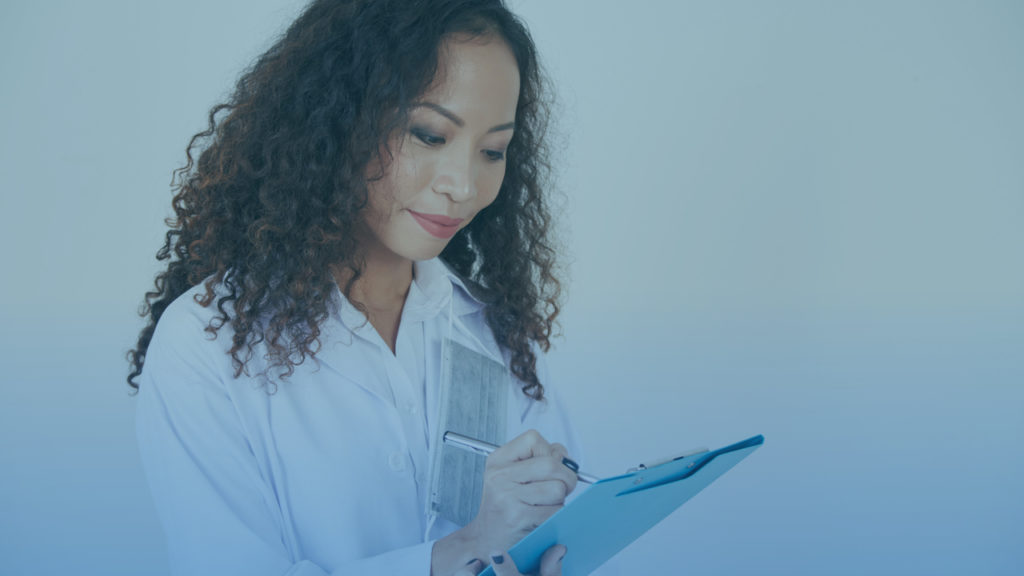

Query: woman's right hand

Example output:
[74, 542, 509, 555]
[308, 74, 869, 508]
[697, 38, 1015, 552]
[462, 429, 579, 556]
[432, 430, 578, 576]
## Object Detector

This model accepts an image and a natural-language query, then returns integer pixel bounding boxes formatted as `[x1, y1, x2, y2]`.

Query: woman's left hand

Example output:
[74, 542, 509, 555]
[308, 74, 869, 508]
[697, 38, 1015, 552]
[451, 546, 567, 576]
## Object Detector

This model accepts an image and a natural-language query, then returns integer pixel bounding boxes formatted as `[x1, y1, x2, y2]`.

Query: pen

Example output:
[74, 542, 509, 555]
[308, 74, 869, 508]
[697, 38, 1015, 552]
[442, 431, 600, 484]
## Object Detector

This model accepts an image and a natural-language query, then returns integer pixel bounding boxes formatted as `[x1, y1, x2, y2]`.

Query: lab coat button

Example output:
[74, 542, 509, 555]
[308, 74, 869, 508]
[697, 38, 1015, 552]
[388, 452, 406, 472]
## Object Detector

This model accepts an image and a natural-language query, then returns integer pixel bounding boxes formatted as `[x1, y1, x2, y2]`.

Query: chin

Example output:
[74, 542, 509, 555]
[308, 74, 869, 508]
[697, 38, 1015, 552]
[378, 219, 461, 262]
[407, 249, 445, 262]
[395, 240, 449, 263]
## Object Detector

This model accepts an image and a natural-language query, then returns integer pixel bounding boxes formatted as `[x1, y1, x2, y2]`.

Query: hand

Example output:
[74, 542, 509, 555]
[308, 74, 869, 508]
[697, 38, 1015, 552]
[452, 546, 567, 576]
[432, 430, 579, 576]
[463, 430, 579, 555]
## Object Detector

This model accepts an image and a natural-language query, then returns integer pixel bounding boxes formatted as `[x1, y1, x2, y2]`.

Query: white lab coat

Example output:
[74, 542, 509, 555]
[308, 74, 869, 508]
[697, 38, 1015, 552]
[135, 258, 588, 576]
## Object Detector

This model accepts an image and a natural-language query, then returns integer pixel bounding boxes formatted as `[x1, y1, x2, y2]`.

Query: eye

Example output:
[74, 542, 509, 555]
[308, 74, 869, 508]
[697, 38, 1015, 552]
[483, 149, 506, 162]
[411, 128, 445, 146]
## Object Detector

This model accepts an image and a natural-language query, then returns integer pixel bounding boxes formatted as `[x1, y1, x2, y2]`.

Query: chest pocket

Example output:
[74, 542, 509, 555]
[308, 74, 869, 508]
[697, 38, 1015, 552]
[427, 338, 510, 526]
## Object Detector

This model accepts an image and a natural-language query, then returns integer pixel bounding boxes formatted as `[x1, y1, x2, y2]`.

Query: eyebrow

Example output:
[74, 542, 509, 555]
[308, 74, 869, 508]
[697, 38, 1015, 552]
[412, 102, 515, 133]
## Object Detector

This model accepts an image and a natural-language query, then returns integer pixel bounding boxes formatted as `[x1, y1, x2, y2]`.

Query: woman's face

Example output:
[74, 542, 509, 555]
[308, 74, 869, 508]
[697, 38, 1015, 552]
[362, 35, 520, 264]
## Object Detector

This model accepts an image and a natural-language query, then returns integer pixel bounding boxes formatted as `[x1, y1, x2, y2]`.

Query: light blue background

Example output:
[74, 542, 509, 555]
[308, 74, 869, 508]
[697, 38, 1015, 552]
[1, 1, 1021, 574]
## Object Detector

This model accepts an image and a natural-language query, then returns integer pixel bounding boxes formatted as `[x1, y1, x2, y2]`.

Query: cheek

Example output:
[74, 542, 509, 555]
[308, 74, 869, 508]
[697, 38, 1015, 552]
[476, 169, 505, 210]
[391, 145, 435, 199]
[364, 178, 396, 225]
[365, 158, 419, 219]
[366, 142, 425, 206]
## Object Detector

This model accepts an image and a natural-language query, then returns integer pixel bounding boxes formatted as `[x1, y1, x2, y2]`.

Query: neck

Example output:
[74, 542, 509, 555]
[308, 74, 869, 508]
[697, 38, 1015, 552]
[334, 245, 414, 316]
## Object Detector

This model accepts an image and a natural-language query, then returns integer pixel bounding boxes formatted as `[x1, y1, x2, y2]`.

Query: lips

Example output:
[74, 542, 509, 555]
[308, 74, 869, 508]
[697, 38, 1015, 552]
[408, 210, 464, 239]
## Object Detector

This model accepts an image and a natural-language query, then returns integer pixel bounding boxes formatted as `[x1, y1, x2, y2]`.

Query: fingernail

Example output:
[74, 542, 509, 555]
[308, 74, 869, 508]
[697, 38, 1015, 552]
[490, 553, 504, 565]
[562, 457, 579, 473]
[466, 558, 481, 566]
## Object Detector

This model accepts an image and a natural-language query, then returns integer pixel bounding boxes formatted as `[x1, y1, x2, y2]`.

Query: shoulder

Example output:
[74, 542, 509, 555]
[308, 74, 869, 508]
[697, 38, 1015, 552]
[152, 280, 234, 352]
[141, 280, 240, 390]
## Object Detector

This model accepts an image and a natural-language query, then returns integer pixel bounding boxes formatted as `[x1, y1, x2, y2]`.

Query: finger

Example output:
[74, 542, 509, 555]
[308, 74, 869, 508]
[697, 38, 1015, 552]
[488, 430, 551, 467]
[453, 558, 485, 576]
[497, 455, 578, 494]
[548, 443, 582, 484]
[515, 479, 571, 506]
[549, 443, 569, 460]
[515, 503, 563, 533]
[539, 544, 567, 576]
[489, 551, 525, 576]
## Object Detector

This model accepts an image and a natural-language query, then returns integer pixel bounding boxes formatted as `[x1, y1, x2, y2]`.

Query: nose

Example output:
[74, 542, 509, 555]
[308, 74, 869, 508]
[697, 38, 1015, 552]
[431, 151, 475, 202]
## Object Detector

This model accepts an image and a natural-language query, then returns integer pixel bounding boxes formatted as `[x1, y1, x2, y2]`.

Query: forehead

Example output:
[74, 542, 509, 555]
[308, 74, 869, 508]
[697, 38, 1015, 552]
[419, 35, 521, 117]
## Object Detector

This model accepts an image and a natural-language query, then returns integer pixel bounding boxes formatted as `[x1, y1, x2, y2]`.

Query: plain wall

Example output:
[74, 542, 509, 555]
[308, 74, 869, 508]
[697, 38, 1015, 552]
[1, 1, 1021, 574]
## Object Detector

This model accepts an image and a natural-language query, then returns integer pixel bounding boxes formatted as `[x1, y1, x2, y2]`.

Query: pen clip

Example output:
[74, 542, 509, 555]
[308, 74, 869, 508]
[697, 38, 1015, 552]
[626, 447, 709, 473]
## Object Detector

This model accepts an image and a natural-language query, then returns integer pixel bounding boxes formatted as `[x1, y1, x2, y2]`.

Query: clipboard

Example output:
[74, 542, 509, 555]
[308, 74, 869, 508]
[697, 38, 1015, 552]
[479, 434, 764, 576]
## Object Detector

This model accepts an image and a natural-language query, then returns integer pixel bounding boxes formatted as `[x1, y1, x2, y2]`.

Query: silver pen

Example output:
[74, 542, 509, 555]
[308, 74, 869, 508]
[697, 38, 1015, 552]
[442, 431, 600, 484]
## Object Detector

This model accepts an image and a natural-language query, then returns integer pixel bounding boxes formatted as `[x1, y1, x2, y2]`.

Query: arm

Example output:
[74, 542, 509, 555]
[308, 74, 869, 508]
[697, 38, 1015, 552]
[135, 298, 437, 576]
[430, 346, 600, 576]
[506, 351, 624, 576]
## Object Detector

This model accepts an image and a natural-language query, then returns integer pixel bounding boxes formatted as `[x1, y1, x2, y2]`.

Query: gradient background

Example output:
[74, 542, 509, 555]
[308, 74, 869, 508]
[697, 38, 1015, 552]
[1, 1, 1021, 574]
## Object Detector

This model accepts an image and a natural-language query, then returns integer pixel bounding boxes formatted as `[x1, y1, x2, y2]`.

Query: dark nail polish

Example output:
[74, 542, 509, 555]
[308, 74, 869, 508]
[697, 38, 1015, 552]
[562, 457, 579, 473]
[491, 554, 504, 565]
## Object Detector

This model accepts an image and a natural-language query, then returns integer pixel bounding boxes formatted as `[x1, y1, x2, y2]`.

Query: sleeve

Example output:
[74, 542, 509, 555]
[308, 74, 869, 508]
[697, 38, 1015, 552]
[526, 350, 624, 576]
[135, 299, 437, 576]
[524, 348, 587, 487]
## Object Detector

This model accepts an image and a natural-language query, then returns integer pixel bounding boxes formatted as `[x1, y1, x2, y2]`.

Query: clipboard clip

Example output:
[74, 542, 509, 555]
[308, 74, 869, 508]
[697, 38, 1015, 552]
[625, 447, 709, 474]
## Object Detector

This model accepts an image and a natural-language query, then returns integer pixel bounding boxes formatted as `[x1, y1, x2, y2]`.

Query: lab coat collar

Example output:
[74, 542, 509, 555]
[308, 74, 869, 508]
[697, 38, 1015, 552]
[421, 257, 488, 318]
[317, 258, 491, 405]
[331, 257, 485, 335]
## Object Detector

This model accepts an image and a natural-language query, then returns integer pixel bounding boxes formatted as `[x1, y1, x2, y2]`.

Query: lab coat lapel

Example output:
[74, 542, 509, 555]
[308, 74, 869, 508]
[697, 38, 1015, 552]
[309, 259, 496, 409]
[313, 294, 397, 406]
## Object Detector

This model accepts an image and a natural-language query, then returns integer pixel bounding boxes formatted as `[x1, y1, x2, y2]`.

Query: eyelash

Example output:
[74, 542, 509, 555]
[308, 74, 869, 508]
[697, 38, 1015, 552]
[411, 128, 506, 163]
[412, 129, 445, 146]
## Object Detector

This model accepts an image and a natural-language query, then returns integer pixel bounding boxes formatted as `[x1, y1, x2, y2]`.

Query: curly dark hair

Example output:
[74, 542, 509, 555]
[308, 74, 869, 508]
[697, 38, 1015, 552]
[127, 0, 562, 400]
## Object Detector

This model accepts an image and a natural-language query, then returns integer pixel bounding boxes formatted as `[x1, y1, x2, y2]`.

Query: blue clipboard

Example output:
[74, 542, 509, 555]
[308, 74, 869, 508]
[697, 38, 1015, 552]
[479, 434, 764, 576]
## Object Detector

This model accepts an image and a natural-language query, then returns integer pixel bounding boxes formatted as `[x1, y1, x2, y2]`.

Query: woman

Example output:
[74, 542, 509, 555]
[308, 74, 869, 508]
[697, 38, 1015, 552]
[129, 1, 589, 575]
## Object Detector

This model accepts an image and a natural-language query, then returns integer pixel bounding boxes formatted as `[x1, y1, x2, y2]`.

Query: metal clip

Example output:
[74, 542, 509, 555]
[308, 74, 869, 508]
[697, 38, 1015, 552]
[626, 447, 709, 473]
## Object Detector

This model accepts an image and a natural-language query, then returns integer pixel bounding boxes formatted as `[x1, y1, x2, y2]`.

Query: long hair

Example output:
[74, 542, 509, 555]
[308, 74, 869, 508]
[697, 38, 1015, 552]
[127, 0, 561, 399]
